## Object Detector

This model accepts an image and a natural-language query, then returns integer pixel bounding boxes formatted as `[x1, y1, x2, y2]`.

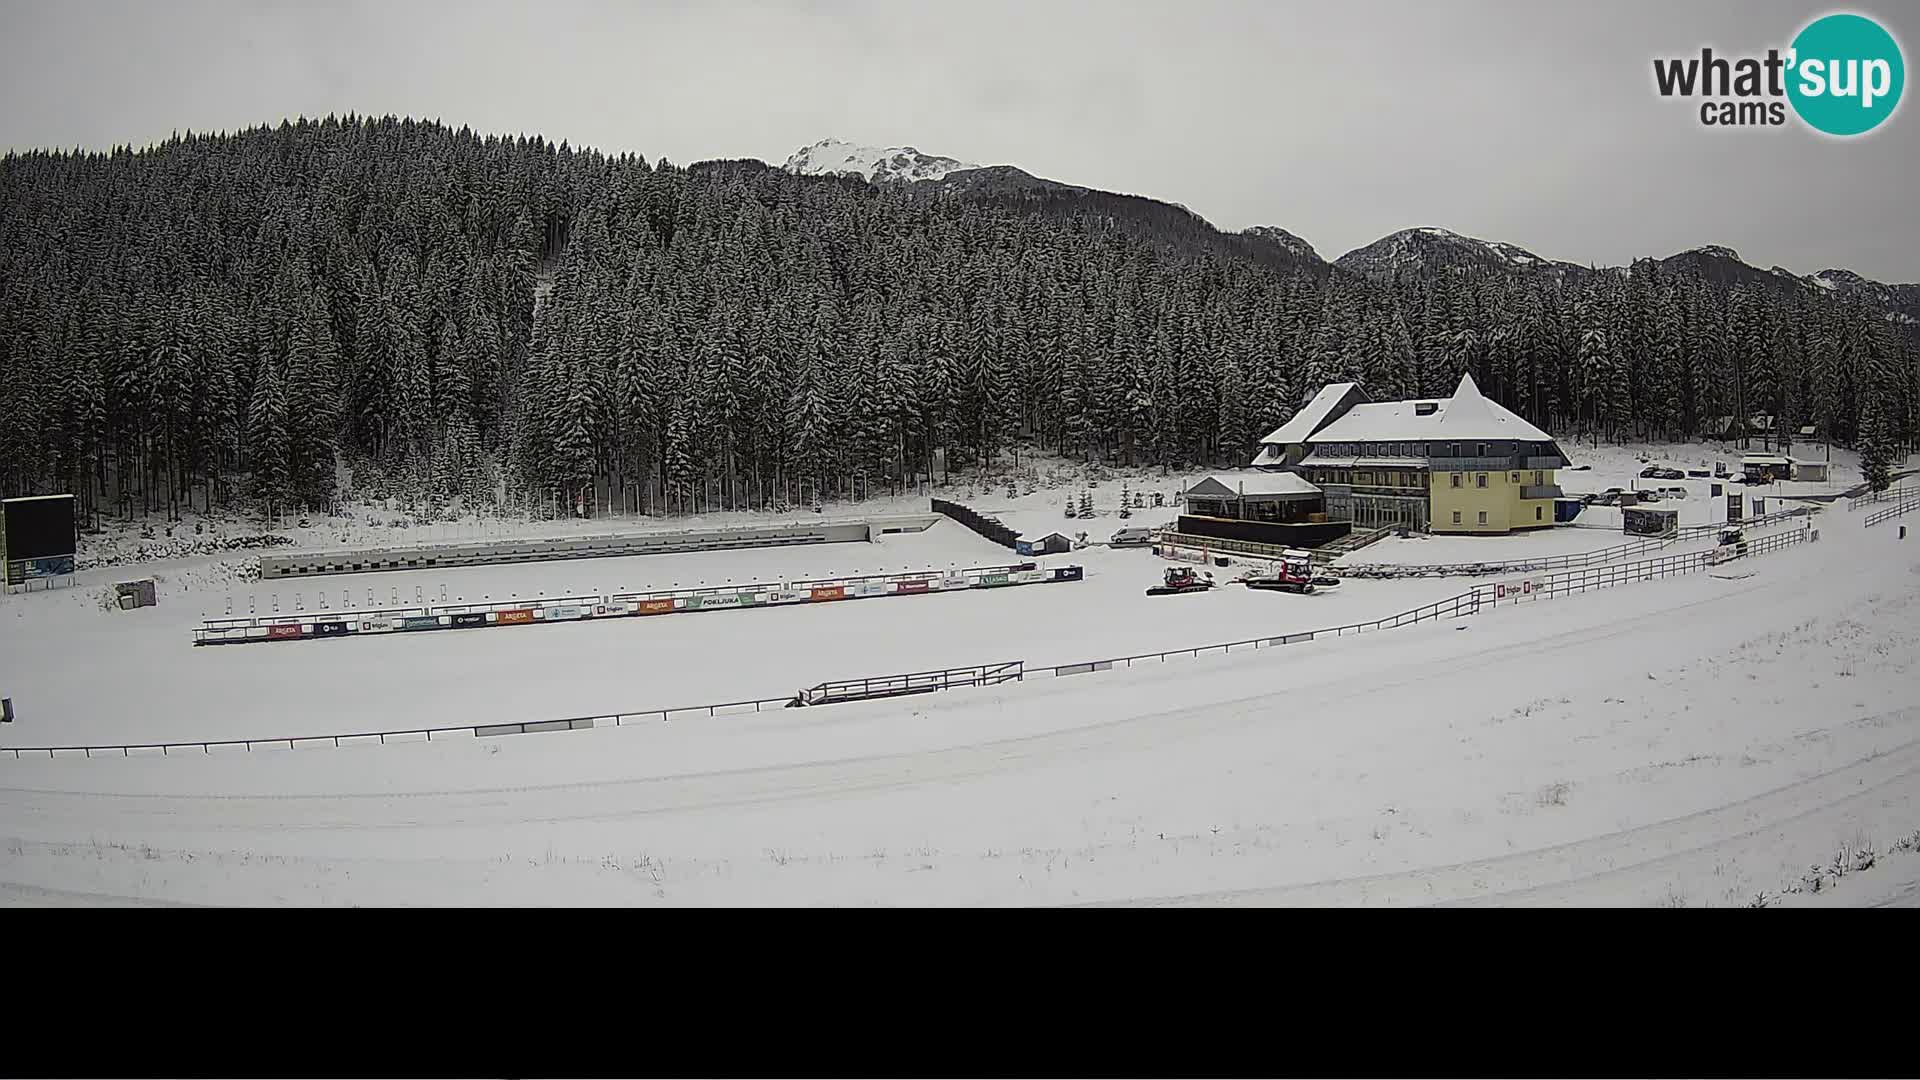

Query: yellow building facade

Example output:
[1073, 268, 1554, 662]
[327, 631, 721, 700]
[1429, 465, 1559, 534]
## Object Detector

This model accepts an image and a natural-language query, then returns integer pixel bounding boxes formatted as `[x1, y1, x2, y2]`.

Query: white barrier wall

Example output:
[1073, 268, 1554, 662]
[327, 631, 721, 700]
[256, 514, 941, 579]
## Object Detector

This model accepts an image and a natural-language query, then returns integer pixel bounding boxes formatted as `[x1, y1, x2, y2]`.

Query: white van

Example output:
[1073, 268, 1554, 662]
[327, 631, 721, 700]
[1110, 526, 1156, 547]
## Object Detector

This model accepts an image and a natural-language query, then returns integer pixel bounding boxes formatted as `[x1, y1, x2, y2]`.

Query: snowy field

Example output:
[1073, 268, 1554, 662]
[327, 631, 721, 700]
[1, 498, 1914, 906]
[4, 441, 1917, 906]
[1, 519, 1473, 747]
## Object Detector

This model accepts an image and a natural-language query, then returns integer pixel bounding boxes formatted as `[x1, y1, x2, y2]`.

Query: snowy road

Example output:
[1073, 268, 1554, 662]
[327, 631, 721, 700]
[1, 500, 1914, 905]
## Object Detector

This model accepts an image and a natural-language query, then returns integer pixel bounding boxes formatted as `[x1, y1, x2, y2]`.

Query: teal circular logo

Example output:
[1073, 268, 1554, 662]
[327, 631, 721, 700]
[1787, 13, 1905, 136]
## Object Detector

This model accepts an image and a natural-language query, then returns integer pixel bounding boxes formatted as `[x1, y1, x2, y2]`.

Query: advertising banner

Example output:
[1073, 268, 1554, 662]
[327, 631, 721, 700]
[496, 609, 535, 624]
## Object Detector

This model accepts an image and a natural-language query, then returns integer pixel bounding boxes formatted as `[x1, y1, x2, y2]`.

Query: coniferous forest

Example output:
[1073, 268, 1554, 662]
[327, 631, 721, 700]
[2, 115, 1915, 526]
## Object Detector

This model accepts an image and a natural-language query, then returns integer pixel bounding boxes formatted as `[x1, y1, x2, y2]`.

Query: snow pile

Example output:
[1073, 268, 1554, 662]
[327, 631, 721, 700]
[77, 532, 292, 572]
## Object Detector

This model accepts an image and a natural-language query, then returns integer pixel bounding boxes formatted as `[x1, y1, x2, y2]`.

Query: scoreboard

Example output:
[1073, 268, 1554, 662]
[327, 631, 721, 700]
[2, 494, 77, 587]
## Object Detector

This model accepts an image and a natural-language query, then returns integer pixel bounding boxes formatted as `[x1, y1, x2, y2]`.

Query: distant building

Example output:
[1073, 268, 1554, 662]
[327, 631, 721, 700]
[1178, 472, 1349, 548]
[1015, 532, 1073, 556]
[1252, 373, 1569, 534]
[1792, 460, 1830, 484]
[1741, 454, 1794, 483]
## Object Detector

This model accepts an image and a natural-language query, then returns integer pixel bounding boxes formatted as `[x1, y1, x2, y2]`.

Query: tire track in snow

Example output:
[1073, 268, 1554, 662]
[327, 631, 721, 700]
[0, 571, 1805, 831]
[1092, 728, 1920, 907]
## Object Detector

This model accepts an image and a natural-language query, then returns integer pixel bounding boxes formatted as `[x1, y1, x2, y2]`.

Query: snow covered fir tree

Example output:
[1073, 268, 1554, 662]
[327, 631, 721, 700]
[1, 116, 1916, 528]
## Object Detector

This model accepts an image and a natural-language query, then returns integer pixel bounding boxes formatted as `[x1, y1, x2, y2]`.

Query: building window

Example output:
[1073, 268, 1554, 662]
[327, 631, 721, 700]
[1478, 511, 1488, 525]
[1534, 470, 1543, 485]
[1511, 472, 1520, 484]
[1536, 506, 1544, 521]
[1477, 443, 1486, 456]
[1452, 510, 1462, 525]
[1477, 473, 1488, 488]
[1450, 473, 1462, 488]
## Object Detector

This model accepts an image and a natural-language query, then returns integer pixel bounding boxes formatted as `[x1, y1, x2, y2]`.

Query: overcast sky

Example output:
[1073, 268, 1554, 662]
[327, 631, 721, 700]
[3, 0, 1916, 280]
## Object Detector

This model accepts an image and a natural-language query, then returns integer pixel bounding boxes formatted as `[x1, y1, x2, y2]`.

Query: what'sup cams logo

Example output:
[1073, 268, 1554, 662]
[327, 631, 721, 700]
[1654, 12, 1904, 136]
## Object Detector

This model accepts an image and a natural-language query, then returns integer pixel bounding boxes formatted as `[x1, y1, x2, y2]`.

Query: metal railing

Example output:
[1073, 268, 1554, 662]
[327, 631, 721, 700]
[1029, 590, 1486, 676]
[1155, 531, 1318, 563]
[1476, 521, 1813, 606]
[4, 518, 1818, 762]
[2, 694, 802, 759]
[1864, 498, 1920, 528]
[1338, 534, 1678, 579]
[1336, 507, 1813, 580]
[793, 662, 1025, 706]
[1849, 485, 1915, 510]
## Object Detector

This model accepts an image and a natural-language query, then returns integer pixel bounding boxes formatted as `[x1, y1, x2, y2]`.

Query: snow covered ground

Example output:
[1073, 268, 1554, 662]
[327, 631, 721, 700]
[0, 519, 1476, 747]
[2, 487, 1916, 905]
[4, 441, 1916, 906]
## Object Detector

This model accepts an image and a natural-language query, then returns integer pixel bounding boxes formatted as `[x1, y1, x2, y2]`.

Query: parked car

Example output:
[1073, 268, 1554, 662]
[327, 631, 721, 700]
[1639, 465, 1661, 479]
[1593, 487, 1628, 506]
[1110, 526, 1156, 547]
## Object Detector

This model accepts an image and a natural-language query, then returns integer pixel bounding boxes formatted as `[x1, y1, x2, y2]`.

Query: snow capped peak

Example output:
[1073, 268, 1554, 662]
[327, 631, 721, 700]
[1681, 244, 1743, 262]
[782, 138, 983, 184]
[1241, 225, 1318, 260]
[1335, 226, 1562, 277]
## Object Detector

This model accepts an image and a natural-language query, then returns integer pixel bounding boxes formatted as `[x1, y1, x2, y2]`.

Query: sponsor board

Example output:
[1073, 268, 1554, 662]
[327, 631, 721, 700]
[1494, 578, 1538, 603]
[542, 605, 586, 620]
[4, 555, 75, 586]
[450, 612, 488, 627]
[313, 620, 351, 636]
[636, 598, 676, 615]
[810, 586, 846, 601]
[976, 573, 1009, 587]
[399, 615, 443, 631]
[1053, 566, 1084, 581]
[496, 608, 535, 624]
[855, 581, 888, 597]
[894, 579, 930, 594]
[360, 617, 392, 632]
[266, 623, 303, 640]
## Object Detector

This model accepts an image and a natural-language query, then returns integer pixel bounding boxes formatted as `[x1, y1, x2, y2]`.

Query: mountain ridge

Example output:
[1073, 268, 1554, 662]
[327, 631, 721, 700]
[775, 136, 1914, 302]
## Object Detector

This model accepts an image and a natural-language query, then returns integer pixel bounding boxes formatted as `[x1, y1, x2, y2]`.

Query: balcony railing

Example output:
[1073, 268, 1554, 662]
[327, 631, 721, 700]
[1428, 456, 1517, 472]
[1520, 484, 1565, 500]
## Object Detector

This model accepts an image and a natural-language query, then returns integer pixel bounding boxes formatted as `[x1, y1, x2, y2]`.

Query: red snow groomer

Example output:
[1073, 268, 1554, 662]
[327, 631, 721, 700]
[1146, 565, 1216, 596]
[1243, 550, 1321, 594]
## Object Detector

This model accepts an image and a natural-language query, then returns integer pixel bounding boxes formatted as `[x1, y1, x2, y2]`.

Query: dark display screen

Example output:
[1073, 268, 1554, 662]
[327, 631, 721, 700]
[2, 496, 77, 560]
